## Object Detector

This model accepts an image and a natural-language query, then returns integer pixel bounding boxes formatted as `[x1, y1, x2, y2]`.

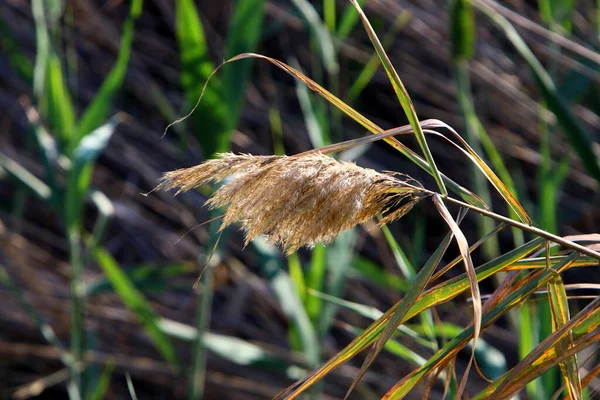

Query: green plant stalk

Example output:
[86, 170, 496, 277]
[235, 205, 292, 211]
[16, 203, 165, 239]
[189, 216, 219, 400]
[189, 265, 214, 400]
[68, 228, 85, 394]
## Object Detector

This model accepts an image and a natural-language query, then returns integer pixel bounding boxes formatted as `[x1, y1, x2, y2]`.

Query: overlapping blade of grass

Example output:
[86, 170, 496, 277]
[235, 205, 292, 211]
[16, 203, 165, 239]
[546, 267, 582, 398]
[191, 53, 486, 208]
[420, 119, 531, 224]
[274, 238, 545, 399]
[349, 0, 447, 195]
[94, 248, 179, 366]
[65, 118, 119, 231]
[74, 0, 142, 148]
[341, 218, 459, 399]
[381, 252, 579, 399]
[475, 289, 600, 399]
[475, 0, 600, 183]
[432, 196, 480, 396]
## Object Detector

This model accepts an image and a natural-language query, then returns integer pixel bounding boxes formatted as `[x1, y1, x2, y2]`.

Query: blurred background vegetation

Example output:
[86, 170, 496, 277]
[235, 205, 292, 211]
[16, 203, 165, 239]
[1, 0, 600, 399]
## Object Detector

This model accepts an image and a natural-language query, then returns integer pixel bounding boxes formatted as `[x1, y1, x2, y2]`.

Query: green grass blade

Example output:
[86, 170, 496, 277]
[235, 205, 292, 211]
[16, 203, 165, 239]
[74, 0, 142, 146]
[65, 119, 119, 231]
[88, 362, 115, 400]
[318, 229, 357, 338]
[547, 271, 582, 398]
[348, 11, 411, 103]
[222, 0, 266, 124]
[337, 0, 366, 40]
[290, 0, 338, 74]
[46, 53, 76, 151]
[95, 248, 178, 365]
[350, 0, 447, 195]
[342, 227, 456, 399]
[476, 1, 600, 183]
[175, 0, 229, 156]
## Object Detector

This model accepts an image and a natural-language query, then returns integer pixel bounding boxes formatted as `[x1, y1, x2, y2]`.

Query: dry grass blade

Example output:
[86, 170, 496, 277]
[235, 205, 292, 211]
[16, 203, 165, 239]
[158, 153, 425, 254]
[432, 194, 480, 398]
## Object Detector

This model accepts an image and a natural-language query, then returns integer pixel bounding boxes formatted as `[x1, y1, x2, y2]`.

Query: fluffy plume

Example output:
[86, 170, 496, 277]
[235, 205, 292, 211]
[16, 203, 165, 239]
[158, 152, 424, 254]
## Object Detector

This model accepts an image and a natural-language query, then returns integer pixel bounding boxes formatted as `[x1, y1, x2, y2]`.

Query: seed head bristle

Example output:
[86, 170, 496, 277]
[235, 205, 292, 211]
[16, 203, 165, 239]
[159, 152, 424, 254]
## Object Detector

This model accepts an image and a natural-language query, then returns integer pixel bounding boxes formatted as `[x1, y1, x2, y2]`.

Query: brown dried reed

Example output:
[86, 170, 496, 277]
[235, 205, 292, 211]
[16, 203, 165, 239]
[158, 152, 425, 253]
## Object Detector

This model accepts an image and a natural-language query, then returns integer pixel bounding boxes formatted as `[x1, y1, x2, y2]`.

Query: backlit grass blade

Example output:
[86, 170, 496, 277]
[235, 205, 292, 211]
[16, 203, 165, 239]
[420, 119, 531, 224]
[336, 0, 366, 40]
[547, 270, 582, 399]
[432, 195, 480, 397]
[476, 0, 600, 183]
[382, 252, 579, 399]
[274, 238, 544, 399]
[74, 0, 142, 147]
[451, 0, 499, 257]
[350, 0, 447, 195]
[341, 226, 456, 399]
[476, 287, 600, 399]
[95, 248, 178, 366]
[46, 52, 76, 151]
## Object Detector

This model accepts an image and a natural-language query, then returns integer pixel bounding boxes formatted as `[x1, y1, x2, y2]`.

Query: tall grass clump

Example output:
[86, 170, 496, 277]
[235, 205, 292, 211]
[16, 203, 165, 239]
[160, 1, 600, 399]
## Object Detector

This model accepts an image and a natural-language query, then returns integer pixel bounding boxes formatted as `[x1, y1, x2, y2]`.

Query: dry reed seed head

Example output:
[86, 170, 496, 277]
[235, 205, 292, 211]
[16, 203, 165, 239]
[159, 152, 425, 254]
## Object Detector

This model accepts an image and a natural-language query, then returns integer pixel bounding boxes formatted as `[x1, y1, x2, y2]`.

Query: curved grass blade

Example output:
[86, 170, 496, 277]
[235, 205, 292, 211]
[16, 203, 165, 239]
[349, 0, 447, 195]
[341, 224, 458, 399]
[166, 53, 487, 208]
[421, 119, 531, 224]
[274, 234, 543, 399]
[95, 248, 179, 366]
[382, 252, 579, 399]
[432, 195, 480, 397]
[476, 291, 600, 399]
[547, 267, 582, 399]
[475, 0, 600, 183]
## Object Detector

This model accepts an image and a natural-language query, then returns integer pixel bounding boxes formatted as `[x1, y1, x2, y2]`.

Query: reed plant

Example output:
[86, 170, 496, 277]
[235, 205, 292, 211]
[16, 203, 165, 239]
[158, 1, 600, 398]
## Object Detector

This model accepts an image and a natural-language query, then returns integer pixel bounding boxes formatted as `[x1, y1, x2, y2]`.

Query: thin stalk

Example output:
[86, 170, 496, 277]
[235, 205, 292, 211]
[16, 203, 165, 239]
[434, 193, 600, 261]
[68, 228, 84, 395]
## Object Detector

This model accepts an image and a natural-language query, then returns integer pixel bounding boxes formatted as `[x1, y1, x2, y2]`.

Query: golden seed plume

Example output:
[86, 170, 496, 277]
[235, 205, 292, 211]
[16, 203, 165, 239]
[158, 152, 424, 254]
